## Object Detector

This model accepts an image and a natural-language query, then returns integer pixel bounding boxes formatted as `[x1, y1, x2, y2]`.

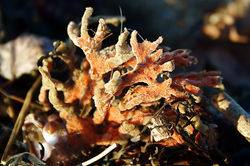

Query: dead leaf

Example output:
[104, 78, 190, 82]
[0, 34, 52, 80]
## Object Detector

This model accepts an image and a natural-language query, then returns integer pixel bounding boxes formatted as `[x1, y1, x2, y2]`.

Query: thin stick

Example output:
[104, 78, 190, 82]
[0, 80, 14, 89]
[212, 92, 250, 142]
[78, 143, 117, 166]
[0, 88, 45, 111]
[1, 75, 42, 164]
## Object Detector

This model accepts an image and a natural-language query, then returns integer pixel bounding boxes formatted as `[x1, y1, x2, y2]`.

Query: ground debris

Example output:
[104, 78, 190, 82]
[0, 34, 52, 80]
[5, 152, 47, 166]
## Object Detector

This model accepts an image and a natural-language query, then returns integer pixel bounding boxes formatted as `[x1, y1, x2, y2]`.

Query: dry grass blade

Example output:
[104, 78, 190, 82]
[1, 75, 42, 164]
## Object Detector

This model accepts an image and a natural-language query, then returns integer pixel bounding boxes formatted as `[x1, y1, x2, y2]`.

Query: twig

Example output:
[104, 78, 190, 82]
[78, 143, 117, 166]
[1, 75, 42, 164]
[212, 92, 250, 142]
[0, 88, 45, 111]
[175, 124, 212, 161]
[0, 80, 14, 89]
